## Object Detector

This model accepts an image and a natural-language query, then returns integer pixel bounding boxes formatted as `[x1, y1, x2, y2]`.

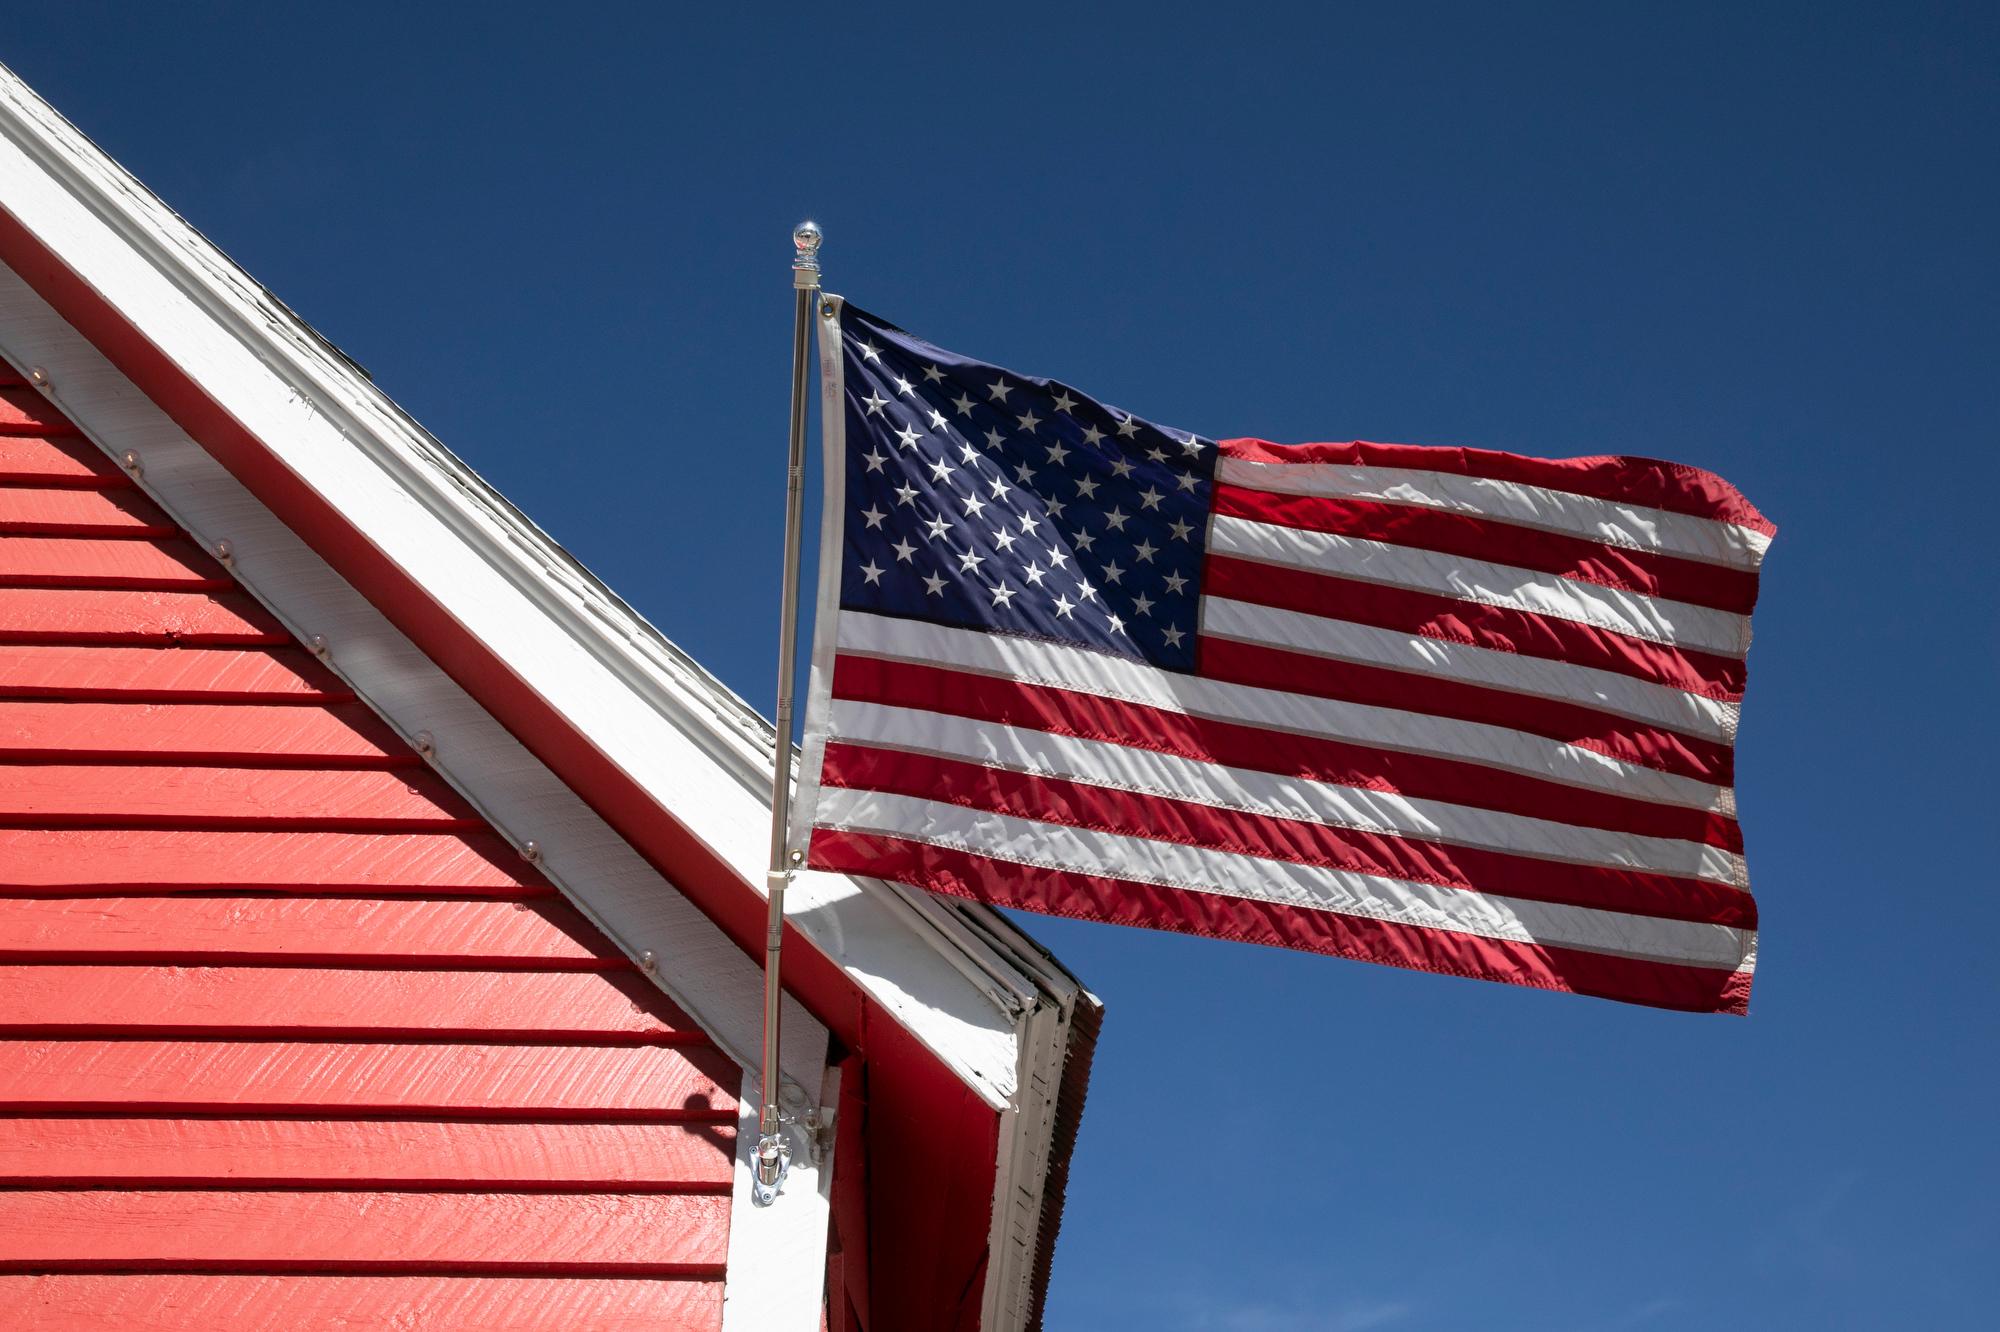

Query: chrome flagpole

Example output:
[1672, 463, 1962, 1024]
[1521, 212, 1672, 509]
[753, 219, 822, 1205]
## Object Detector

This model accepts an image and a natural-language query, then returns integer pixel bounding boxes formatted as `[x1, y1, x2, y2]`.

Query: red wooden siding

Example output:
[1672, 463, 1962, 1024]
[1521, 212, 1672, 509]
[0, 828, 551, 895]
[0, 434, 122, 487]
[0, 588, 289, 643]
[0, 644, 349, 699]
[12, 1276, 723, 1330]
[0, 379, 735, 1328]
[0, 485, 175, 537]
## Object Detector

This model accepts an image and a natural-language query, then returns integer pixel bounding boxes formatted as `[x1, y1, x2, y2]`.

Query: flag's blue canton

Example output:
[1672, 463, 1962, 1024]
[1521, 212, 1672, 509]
[836, 305, 1215, 672]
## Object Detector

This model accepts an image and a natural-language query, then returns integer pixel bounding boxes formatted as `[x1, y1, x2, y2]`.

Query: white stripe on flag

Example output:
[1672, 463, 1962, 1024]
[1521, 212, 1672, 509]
[1210, 515, 1753, 657]
[827, 698, 1749, 886]
[1202, 596, 1740, 743]
[1215, 455, 1773, 570]
[815, 786, 1757, 971]
[836, 613, 1736, 815]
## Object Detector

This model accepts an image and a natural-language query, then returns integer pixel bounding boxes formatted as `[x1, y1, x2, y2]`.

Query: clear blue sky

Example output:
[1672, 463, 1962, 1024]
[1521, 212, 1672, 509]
[9, 4, 1996, 1327]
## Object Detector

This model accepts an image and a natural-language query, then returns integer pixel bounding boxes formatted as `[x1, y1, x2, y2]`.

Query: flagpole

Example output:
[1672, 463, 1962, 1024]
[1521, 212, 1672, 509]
[753, 219, 822, 1205]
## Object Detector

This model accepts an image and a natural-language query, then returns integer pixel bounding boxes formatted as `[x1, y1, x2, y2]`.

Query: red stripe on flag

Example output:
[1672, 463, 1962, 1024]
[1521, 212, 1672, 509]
[831, 655, 1743, 852]
[1211, 484, 1761, 614]
[1198, 636, 1735, 786]
[1204, 555, 1748, 701]
[821, 742, 1757, 926]
[807, 829, 1754, 1015]
[1215, 438, 1776, 538]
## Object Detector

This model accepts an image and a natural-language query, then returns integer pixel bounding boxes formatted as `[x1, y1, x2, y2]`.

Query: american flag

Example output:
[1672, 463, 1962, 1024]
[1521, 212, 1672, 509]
[792, 300, 1772, 1014]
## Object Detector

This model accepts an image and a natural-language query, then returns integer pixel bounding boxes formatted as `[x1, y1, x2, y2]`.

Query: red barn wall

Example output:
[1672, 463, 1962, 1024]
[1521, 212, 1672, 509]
[0, 370, 742, 1328]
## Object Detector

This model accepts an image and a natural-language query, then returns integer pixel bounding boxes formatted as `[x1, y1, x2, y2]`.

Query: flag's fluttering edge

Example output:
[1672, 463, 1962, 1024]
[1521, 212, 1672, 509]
[792, 300, 1773, 1014]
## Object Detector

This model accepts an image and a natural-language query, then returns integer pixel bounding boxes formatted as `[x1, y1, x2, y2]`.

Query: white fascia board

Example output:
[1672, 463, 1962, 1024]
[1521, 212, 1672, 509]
[954, 903, 1095, 1332]
[0, 259, 831, 1106]
[983, 1000, 1070, 1329]
[0, 61, 1047, 1110]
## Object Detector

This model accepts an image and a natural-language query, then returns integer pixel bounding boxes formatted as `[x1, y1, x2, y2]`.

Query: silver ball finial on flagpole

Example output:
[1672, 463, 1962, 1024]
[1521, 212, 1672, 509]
[792, 220, 822, 287]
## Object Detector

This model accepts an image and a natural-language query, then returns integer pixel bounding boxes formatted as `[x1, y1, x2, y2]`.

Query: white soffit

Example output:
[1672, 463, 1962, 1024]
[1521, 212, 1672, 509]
[0, 62, 1031, 1110]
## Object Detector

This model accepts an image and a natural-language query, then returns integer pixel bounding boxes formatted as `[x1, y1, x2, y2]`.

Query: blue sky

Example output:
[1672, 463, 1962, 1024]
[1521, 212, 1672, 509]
[9, 3, 1996, 1326]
